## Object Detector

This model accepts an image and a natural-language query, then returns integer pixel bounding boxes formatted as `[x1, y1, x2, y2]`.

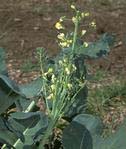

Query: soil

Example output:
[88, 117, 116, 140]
[0, 0, 126, 84]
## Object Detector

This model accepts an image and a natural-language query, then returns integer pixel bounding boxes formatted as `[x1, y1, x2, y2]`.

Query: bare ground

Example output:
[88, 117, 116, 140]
[0, 0, 126, 83]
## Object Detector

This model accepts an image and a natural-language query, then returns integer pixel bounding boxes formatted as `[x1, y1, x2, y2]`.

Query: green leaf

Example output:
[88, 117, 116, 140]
[59, 33, 114, 59]
[9, 112, 48, 148]
[62, 121, 93, 149]
[0, 48, 7, 75]
[19, 78, 43, 98]
[65, 86, 88, 119]
[74, 55, 87, 79]
[0, 117, 17, 147]
[0, 89, 17, 114]
[73, 114, 103, 136]
[77, 33, 114, 58]
[0, 75, 21, 94]
[0, 75, 22, 114]
[64, 56, 88, 119]
[72, 114, 126, 149]
[16, 98, 32, 111]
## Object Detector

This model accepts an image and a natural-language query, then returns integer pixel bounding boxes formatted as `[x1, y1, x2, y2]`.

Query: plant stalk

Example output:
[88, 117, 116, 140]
[38, 117, 58, 149]
[71, 11, 79, 53]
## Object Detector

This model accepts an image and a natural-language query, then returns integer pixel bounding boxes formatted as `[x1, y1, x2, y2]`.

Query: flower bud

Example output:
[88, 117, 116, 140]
[71, 5, 76, 10]
[65, 67, 70, 75]
[59, 60, 63, 65]
[83, 42, 88, 47]
[55, 22, 64, 30]
[47, 93, 54, 100]
[51, 74, 56, 83]
[51, 84, 55, 91]
[81, 30, 86, 36]
[48, 68, 53, 73]
[57, 33, 65, 40]
[85, 12, 90, 17]
[72, 17, 77, 23]
[67, 83, 72, 89]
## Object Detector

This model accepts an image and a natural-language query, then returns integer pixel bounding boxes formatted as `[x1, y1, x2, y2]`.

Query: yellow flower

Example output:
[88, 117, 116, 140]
[66, 43, 70, 47]
[47, 93, 54, 100]
[55, 22, 64, 30]
[67, 83, 72, 89]
[65, 67, 70, 75]
[43, 72, 48, 77]
[71, 5, 76, 10]
[67, 39, 72, 44]
[72, 17, 77, 23]
[81, 12, 90, 18]
[51, 74, 56, 83]
[72, 64, 77, 71]
[51, 84, 55, 91]
[83, 42, 88, 47]
[48, 68, 53, 73]
[59, 16, 66, 22]
[81, 12, 85, 18]
[85, 12, 90, 17]
[59, 42, 68, 48]
[81, 30, 86, 36]
[57, 33, 65, 40]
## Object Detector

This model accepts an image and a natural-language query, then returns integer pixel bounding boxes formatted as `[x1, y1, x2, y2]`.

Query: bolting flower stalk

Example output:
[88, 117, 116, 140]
[71, 11, 79, 53]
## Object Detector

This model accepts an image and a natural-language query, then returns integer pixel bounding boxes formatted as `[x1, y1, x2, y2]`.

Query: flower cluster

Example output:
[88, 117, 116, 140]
[54, 5, 91, 49]
[55, 22, 64, 30]
[58, 58, 77, 75]
[57, 33, 73, 48]
[55, 16, 66, 30]
[55, 19, 73, 48]
[71, 5, 90, 24]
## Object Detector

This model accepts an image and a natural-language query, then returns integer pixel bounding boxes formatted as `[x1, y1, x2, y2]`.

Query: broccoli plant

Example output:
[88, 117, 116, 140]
[1, 4, 124, 149]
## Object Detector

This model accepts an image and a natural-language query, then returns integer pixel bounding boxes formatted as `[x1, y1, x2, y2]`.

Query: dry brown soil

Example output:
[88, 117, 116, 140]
[0, 0, 126, 83]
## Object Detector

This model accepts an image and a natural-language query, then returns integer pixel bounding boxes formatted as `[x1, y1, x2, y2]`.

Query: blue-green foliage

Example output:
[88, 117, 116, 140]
[62, 114, 126, 149]
[0, 34, 119, 149]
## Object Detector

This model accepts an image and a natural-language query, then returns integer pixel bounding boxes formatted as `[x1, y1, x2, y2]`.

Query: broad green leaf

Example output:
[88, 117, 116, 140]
[58, 33, 114, 59]
[0, 138, 15, 149]
[10, 111, 41, 120]
[0, 75, 22, 114]
[72, 114, 126, 149]
[0, 90, 17, 114]
[77, 33, 114, 58]
[65, 86, 88, 119]
[62, 121, 93, 149]
[16, 98, 32, 111]
[0, 75, 21, 94]
[0, 48, 7, 75]
[9, 112, 48, 148]
[7, 118, 25, 142]
[0, 117, 17, 147]
[0, 89, 18, 114]
[19, 78, 43, 98]
[73, 114, 103, 136]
